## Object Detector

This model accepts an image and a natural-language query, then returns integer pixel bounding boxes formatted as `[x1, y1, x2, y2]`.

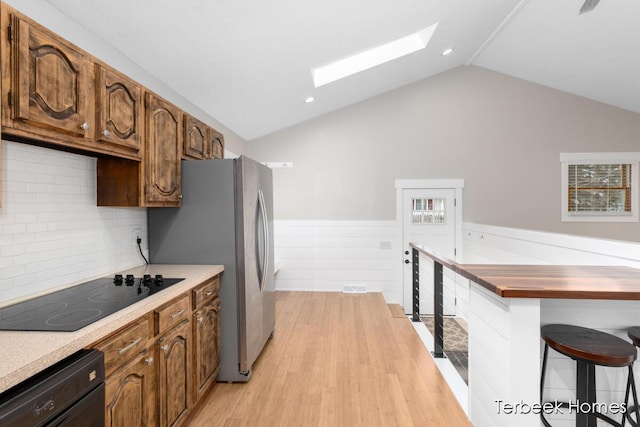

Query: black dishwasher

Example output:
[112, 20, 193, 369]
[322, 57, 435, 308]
[0, 349, 105, 426]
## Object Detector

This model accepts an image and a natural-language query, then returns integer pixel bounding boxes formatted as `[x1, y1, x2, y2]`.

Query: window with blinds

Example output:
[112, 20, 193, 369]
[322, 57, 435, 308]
[561, 153, 639, 222]
[567, 164, 631, 213]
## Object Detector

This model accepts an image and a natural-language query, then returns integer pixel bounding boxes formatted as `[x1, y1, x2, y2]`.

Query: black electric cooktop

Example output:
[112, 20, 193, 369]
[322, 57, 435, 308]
[0, 275, 184, 332]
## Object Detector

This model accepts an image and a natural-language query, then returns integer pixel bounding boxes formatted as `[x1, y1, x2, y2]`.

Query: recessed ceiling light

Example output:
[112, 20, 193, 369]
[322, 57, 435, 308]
[304, 97, 315, 104]
[312, 22, 439, 88]
[441, 48, 454, 56]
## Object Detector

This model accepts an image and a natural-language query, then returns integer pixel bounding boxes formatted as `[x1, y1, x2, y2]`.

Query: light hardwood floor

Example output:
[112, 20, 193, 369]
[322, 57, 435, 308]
[187, 291, 470, 426]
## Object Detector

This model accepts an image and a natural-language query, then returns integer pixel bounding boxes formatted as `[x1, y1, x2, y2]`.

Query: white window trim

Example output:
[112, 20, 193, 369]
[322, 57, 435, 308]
[560, 152, 639, 222]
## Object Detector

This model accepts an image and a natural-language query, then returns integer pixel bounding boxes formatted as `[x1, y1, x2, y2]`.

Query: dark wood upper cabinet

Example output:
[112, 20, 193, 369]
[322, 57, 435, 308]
[184, 114, 226, 160]
[210, 128, 225, 159]
[8, 11, 93, 139]
[144, 92, 182, 206]
[1, 3, 226, 207]
[183, 114, 209, 160]
[96, 64, 142, 158]
[1, 6, 146, 161]
[97, 92, 182, 208]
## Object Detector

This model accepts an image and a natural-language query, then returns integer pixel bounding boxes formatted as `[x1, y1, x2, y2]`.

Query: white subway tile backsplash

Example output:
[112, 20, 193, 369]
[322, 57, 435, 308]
[1, 265, 25, 279]
[3, 223, 27, 235]
[1, 245, 25, 258]
[26, 222, 48, 233]
[0, 140, 148, 304]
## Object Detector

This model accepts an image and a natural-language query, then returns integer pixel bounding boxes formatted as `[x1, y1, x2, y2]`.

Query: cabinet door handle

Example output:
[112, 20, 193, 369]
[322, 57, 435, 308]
[102, 129, 111, 138]
[80, 122, 90, 131]
[118, 337, 142, 355]
[161, 344, 169, 353]
[171, 309, 186, 319]
[205, 290, 214, 297]
[145, 357, 154, 365]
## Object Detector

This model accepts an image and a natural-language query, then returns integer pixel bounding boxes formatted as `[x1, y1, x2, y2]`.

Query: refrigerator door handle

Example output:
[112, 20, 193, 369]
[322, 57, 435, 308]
[258, 189, 269, 291]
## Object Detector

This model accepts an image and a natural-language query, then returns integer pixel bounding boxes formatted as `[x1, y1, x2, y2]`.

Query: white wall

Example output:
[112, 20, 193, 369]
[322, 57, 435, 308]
[0, 141, 148, 303]
[248, 66, 640, 243]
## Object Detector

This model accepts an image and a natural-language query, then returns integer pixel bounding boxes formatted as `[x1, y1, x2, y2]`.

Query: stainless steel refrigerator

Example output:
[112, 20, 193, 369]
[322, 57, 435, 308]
[148, 156, 275, 382]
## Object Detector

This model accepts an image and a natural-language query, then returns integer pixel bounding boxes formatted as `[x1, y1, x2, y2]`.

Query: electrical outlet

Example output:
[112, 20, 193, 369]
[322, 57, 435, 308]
[133, 228, 142, 246]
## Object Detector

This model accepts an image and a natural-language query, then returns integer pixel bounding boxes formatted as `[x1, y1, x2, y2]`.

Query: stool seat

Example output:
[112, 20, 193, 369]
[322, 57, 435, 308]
[542, 324, 637, 367]
[541, 324, 640, 427]
[628, 327, 640, 347]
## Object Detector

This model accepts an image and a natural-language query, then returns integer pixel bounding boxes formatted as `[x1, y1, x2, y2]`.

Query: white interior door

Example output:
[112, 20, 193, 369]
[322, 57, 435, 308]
[402, 188, 456, 315]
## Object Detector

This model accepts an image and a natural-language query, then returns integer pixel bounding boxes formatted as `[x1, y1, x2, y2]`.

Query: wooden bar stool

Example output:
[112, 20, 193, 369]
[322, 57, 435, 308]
[625, 327, 640, 426]
[540, 324, 639, 427]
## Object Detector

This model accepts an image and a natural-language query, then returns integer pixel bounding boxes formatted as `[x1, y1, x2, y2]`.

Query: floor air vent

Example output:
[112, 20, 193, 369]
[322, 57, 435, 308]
[343, 284, 367, 294]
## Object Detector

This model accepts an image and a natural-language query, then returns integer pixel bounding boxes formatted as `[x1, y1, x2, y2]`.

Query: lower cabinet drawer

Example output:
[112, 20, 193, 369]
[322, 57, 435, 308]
[192, 276, 220, 309]
[93, 315, 151, 377]
[155, 295, 190, 335]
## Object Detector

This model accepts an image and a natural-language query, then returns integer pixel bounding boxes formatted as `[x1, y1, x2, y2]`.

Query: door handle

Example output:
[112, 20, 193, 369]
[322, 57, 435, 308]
[404, 250, 410, 255]
[118, 337, 142, 355]
[404, 259, 411, 264]
[257, 189, 269, 292]
[170, 309, 186, 319]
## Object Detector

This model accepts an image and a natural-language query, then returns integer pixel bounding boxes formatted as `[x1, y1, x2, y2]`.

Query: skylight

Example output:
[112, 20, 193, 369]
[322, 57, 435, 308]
[312, 23, 439, 88]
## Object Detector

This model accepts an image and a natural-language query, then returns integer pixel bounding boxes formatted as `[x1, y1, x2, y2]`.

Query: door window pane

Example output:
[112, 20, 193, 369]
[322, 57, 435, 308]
[412, 198, 445, 224]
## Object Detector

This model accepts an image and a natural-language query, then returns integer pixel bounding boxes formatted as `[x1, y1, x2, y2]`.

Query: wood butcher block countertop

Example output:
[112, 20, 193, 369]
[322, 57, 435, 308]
[410, 243, 640, 300]
[0, 264, 224, 394]
[455, 264, 640, 299]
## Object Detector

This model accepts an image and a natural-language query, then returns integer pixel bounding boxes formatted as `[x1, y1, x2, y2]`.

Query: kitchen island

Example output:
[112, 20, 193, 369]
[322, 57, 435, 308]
[0, 264, 223, 394]
[411, 242, 640, 427]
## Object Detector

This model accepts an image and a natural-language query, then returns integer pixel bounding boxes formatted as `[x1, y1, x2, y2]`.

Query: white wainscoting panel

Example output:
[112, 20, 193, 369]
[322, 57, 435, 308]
[273, 220, 401, 303]
[468, 284, 541, 427]
[461, 222, 640, 267]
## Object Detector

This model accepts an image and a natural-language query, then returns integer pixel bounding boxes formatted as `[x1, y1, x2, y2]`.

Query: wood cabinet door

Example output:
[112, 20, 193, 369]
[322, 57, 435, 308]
[211, 128, 225, 159]
[145, 92, 182, 206]
[183, 115, 209, 160]
[157, 320, 191, 427]
[105, 348, 156, 427]
[96, 64, 142, 157]
[10, 13, 93, 138]
[193, 297, 220, 401]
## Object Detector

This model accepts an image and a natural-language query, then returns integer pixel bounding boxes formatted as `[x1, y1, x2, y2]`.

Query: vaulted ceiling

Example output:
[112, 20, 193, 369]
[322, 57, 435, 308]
[44, 0, 640, 141]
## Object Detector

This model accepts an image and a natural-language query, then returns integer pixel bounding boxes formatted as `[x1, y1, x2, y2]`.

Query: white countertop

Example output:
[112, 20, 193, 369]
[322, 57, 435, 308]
[0, 264, 224, 394]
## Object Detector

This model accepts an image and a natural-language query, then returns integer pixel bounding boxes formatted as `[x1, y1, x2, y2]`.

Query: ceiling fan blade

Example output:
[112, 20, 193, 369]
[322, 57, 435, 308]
[579, 0, 600, 14]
